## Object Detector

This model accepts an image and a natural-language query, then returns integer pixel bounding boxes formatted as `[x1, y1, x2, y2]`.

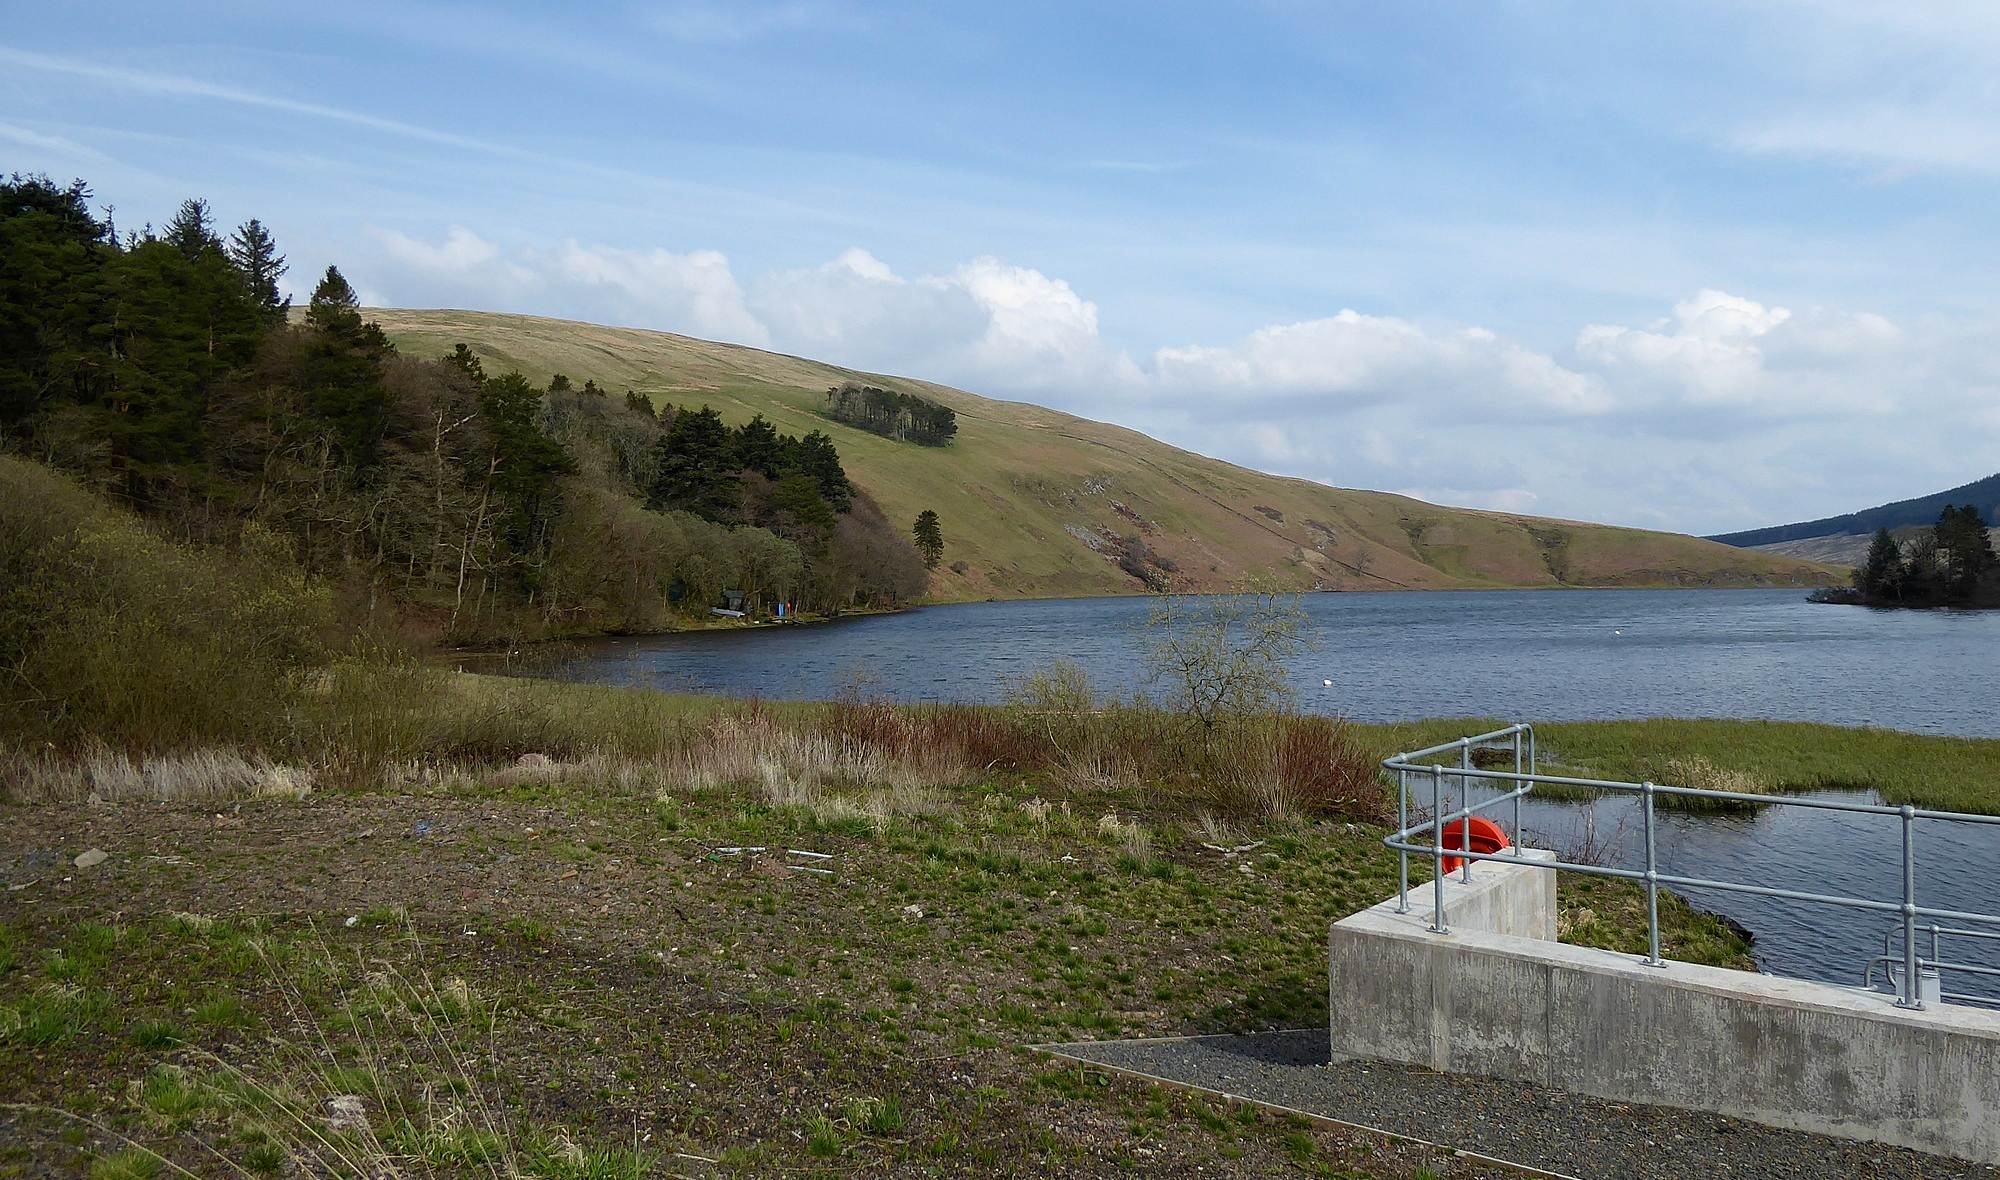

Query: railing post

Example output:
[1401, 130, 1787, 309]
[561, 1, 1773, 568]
[1511, 727, 1523, 854]
[1642, 781, 1664, 967]
[1898, 804, 1921, 1009]
[1458, 738, 1473, 882]
[1429, 764, 1449, 934]
[1395, 763, 1410, 914]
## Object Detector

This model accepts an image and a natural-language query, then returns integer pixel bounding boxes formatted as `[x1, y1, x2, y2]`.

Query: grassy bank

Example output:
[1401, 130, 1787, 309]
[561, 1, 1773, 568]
[1365, 717, 2000, 814]
[2, 674, 1767, 1178]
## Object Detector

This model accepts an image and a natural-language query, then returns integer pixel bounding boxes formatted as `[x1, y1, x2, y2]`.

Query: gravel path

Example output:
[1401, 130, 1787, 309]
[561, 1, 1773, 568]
[1043, 1029, 1998, 1180]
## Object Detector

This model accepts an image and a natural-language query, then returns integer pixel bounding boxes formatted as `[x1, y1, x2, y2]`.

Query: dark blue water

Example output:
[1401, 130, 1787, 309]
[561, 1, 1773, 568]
[529, 589, 2000, 736]
[496, 588, 2000, 1002]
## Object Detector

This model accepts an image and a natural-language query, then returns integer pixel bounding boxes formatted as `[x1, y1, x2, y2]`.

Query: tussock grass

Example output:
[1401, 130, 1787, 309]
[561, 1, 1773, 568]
[0, 746, 312, 805]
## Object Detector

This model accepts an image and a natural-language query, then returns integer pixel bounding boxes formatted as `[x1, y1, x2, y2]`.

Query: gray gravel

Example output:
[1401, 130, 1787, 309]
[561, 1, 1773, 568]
[1044, 1029, 1999, 1180]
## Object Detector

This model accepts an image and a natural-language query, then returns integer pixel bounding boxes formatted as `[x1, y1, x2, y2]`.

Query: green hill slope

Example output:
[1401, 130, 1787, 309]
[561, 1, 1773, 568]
[371, 309, 1837, 601]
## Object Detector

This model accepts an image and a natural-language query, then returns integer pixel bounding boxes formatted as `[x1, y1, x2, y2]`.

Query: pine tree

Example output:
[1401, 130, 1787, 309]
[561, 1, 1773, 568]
[1856, 528, 1904, 601]
[302, 266, 392, 465]
[733, 414, 782, 477]
[444, 343, 487, 385]
[912, 509, 944, 569]
[306, 266, 365, 335]
[1936, 504, 1996, 601]
[478, 371, 577, 559]
[648, 405, 738, 520]
[766, 472, 836, 538]
[795, 430, 852, 511]
[163, 197, 219, 259]
[226, 218, 288, 323]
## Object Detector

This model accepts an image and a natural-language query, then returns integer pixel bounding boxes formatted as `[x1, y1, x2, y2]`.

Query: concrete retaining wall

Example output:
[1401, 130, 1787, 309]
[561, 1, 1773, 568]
[1330, 852, 2000, 1164]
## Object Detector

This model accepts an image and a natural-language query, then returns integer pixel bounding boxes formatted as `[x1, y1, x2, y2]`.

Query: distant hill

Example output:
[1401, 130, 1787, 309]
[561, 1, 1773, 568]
[1710, 473, 2000, 552]
[371, 309, 1837, 600]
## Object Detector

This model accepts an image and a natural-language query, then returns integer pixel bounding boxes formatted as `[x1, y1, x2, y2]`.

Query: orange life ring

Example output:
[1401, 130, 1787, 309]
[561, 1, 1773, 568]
[1440, 816, 1511, 873]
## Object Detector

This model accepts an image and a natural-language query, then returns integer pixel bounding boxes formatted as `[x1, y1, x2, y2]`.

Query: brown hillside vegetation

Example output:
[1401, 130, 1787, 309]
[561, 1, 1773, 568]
[367, 309, 1838, 601]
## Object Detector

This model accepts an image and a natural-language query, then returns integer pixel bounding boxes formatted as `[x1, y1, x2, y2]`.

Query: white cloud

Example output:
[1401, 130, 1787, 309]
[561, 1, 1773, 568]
[362, 227, 766, 344]
[370, 225, 502, 272]
[1153, 310, 1608, 417]
[950, 257, 1142, 391]
[1573, 289, 1906, 416]
[747, 250, 1143, 399]
[551, 242, 768, 346]
[749, 249, 987, 373]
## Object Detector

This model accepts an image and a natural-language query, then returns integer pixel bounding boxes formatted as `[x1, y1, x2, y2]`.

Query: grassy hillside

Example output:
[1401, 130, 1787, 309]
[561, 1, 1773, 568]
[372, 309, 1837, 601]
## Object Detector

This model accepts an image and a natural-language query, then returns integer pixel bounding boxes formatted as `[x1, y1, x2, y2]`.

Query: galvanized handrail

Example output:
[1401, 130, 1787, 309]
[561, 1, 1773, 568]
[1381, 724, 2000, 1009]
[1860, 925, 2000, 1008]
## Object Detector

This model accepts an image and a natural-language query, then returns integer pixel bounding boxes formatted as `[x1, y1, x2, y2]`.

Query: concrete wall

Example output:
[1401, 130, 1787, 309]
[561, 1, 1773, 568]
[1330, 853, 2000, 1165]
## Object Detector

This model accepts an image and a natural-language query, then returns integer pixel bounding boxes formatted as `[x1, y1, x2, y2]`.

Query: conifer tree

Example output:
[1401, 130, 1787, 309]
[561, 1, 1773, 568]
[795, 430, 852, 511]
[302, 266, 392, 465]
[648, 405, 738, 520]
[163, 197, 219, 259]
[1936, 504, 1996, 601]
[1857, 528, 1904, 601]
[444, 343, 487, 385]
[912, 509, 944, 569]
[734, 414, 782, 477]
[226, 218, 288, 322]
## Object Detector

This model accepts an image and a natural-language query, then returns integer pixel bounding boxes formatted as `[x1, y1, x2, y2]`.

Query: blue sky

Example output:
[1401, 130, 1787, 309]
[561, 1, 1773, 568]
[6, 1, 2000, 533]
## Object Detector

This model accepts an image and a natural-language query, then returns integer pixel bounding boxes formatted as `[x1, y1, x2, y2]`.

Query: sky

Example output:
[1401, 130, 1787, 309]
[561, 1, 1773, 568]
[5, 1, 1999, 535]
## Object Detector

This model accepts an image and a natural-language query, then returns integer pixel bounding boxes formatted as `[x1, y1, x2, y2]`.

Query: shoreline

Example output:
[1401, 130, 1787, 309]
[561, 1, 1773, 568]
[445, 581, 1826, 658]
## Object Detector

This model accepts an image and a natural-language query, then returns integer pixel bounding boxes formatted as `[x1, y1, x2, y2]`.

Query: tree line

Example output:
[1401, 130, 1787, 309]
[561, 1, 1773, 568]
[1821, 504, 1998, 608]
[823, 382, 958, 446]
[0, 173, 928, 641]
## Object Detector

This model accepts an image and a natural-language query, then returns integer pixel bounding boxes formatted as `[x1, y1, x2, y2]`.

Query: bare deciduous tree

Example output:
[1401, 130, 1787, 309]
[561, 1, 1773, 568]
[1141, 590, 1314, 736]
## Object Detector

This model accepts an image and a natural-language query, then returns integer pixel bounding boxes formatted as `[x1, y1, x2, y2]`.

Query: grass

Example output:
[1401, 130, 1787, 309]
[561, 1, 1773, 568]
[5, 683, 1751, 1176]
[22, 671, 2000, 1172]
[1364, 716, 2000, 814]
[368, 307, 1836, 601]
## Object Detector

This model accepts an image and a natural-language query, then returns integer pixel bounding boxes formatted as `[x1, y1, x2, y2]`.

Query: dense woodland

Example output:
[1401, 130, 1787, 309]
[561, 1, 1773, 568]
[0, 174, 929, 647]
[824, 382, 958, 446]
[1816, 504, 1999, 608]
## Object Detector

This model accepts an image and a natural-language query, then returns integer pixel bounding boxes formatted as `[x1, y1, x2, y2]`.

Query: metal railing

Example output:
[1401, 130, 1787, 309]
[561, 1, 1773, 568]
[1861, 926, 2000, 1009]
[1381, 723, 2000, 1010]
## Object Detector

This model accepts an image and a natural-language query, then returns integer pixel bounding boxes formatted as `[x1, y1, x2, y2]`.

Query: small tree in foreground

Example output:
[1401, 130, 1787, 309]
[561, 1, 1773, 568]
[912, 509, 944, 569]
[1141, 591, 1313, 736]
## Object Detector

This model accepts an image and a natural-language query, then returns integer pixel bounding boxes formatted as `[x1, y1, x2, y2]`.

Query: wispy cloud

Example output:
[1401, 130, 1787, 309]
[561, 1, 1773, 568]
[0, 44, 837, 225]
[0, 119, 112, 163]
[1731, 108, 2000, 175]
[0, 45, 544, 160]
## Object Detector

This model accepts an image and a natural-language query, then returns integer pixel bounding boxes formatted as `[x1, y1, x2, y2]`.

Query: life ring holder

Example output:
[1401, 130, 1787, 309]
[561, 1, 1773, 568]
[1440, 815, 1511, 874]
